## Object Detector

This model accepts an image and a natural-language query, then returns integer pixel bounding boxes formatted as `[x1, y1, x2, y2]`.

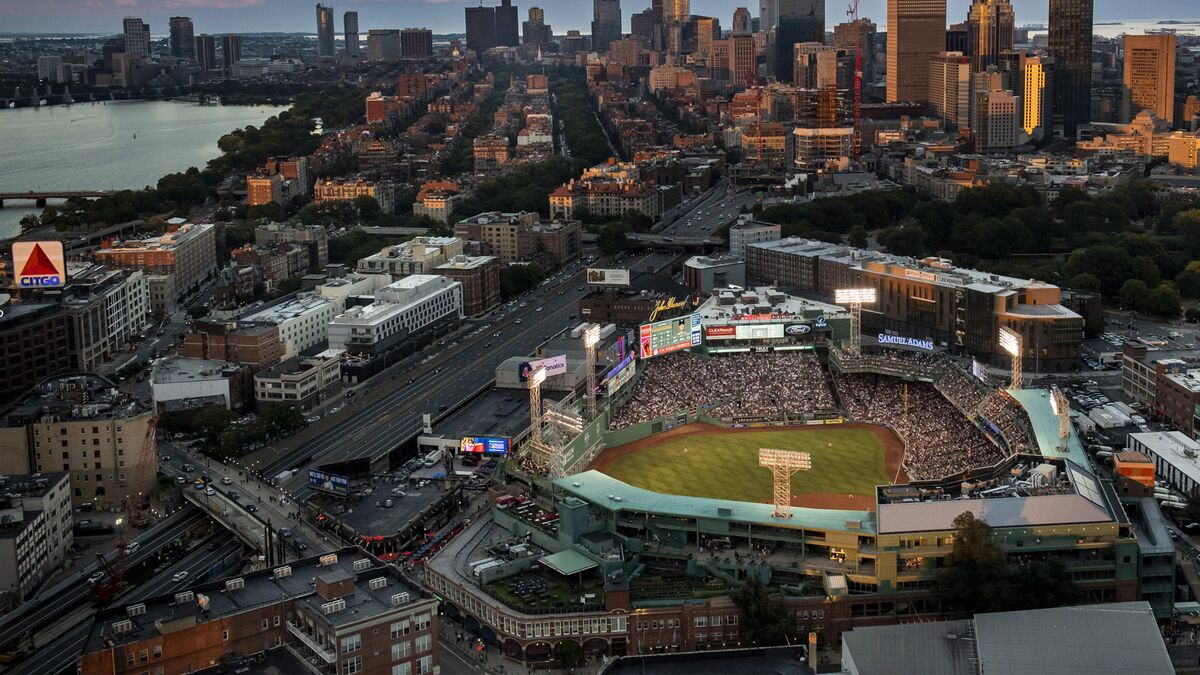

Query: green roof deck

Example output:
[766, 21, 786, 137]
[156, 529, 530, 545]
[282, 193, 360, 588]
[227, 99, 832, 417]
[555, 471, 877, 534]
[1008, 389, 1089, 467]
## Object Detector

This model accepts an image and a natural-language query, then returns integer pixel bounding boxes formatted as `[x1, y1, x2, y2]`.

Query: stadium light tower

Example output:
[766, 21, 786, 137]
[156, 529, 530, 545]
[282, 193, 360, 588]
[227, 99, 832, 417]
[584, 324, 601, 421]
[528, 366, 547, 448]
[758, 448, 812, 518]
[834, 288, 877, 355]
[998, 327, 1023, 390]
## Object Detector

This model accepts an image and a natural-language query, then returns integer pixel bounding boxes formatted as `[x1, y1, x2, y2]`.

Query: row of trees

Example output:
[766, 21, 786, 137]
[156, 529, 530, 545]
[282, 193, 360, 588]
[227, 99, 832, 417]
[438, 85, 507, 176]
[553, 73, 614, 166]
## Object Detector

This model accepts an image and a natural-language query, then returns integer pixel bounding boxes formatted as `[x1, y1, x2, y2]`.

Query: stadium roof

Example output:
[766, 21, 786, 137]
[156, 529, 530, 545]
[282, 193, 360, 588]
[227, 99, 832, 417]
[555, 471, 876, 533]
[973, 602, 1173, 674]
[876, 493, 1113, 534]
[1008, 388, 1088, 466]
[540, 550, 598, 576]
[841, 619, 976, 675]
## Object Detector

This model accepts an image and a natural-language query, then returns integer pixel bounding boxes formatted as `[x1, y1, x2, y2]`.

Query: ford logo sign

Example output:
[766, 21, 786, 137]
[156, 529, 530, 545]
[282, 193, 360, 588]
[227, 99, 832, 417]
[785, 324, 811, 335]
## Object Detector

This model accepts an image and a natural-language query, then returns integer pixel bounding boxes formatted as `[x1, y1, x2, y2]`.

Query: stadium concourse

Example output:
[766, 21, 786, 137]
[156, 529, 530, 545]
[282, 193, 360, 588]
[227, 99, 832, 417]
[605, 348, 1037, 484]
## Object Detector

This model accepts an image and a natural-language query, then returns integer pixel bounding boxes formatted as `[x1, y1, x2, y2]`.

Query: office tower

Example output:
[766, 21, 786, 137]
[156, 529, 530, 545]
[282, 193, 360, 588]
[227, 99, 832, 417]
[974, 87, 1021, 152]
[316, 3, 336, 58]
[401, 28, 435, 57]
[1020, 53, 1052, 139]
[344, 11, 360, 55]
[222, 34, 241, 69]
[945, 22, 968, 52]
[759, 0, 777, 31]
[465, 6, 498, 51]
[666, 0, 689, 24]
[1047, 0, 1092, 137]
[169, 17, 195, 59]
[928, 51, 972, 129]
[771, 0, 824, 83]
[966, 0, 1015, 70]
[367, 29, 401, 60]
[887, 0, 946, 102]
[122, 17, 151, 57]
[730, 33, 758, 86]
[694, 16, 719, 57]
[733, 7, 752, 34]
[194, 34, 217, 72]
[793, 42, 838, 89]
[631, 9, 657, 43]
[592, 0, 622, 52]
[496, 0, 520, 46]
[833, 18, 877, 85]
[1122, 34, 1175, 125]
[523, 7, 553, 45]
[711, 39, 731, 79]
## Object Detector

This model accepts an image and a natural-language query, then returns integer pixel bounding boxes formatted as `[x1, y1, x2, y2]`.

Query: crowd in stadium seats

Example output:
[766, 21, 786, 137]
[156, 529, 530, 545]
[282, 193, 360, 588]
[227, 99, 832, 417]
[976, 390, 1035, 452]
[609, 351, 836, 430]
[833, 347, 947, 377]
[835, 372, 1006, 480]
[936, 366, 989, 413]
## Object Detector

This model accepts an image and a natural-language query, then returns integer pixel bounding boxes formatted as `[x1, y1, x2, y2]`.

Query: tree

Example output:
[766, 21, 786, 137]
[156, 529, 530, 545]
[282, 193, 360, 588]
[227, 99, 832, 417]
[1176, 261, 1200, 299]
[847, 224, 868, 248]
[246, 201, 286, 222]
[1118, 279, 1151, 311]
[186, 305, 208, 319]
[878, 225, 927, 257]
[1068, 273, 1102, 293]
[731, 578, 787, 646]
[554, 639, 583, 669]
[1144, 284, 1182, 319]
[193, 406, 236, 449]
[597, 221, 629, 254]
[354, 195, 382, 221]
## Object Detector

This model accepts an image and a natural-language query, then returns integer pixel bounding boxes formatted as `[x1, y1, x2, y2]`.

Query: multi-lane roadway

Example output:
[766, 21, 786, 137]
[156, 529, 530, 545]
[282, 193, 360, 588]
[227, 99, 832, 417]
[656, 178, 756, 237]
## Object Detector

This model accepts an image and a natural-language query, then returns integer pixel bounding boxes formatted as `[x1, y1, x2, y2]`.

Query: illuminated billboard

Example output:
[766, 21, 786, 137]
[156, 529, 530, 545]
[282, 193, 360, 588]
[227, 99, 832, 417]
[12, 241, 66, 288]
[518, 354, 567, 381]
[606, 361, 635, 394]
[586, 268, 631, 286]
[735, 324, 784, 340]
[308, 468, 350, 496]
[459, 436, 511, 454]
[639, 314, 701, 359]
[705, 325, 736, 340]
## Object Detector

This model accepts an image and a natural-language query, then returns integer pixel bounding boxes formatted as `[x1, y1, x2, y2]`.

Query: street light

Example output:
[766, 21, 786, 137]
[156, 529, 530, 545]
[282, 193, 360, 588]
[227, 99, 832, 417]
[998, 326, 1022, 390]
[583, 324, 600, 421]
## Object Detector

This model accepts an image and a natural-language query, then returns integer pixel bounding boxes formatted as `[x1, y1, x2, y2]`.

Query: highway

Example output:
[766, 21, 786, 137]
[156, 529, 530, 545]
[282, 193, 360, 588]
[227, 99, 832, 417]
[250, 262, 606, 502]
[14, 534, 244, 675]
[656, 177, 756, 237]
[0, 508, 205, 652]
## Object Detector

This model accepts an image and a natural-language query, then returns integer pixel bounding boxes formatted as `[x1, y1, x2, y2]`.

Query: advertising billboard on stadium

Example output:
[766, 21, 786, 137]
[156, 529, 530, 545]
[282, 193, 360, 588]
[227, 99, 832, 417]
[735, 324, 785, 340]
[518, 354, 567, 381]
[705, 325, 736, 340]
[459, 436, 511, 454]
[586, 268, 631, 286]
[639, 314, 702, 358]
[12, 241, 66, 288]
[308, 468, 350, 496]
[606, 361, 635, 394]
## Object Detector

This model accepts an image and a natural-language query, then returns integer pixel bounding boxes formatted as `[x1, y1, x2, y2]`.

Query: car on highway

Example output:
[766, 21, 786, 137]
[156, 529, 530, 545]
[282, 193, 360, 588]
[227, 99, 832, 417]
[87, 571, 105, 585]
[229, 491, 241, 501]
[171, 571, 189, 583]
[514, 319, 522, 324]
[182, 464, 194, 473]
[204, 487, 216, 496]
[246, 504, 258, 513]
[159, 455, 171, 462]
[175, 476, 186, 484]
[221, 476, 233, 485]
[278, 527, 292, 537]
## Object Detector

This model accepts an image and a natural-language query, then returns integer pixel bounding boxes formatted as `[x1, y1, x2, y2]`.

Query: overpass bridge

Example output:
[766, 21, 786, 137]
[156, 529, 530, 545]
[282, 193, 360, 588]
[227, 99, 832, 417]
[0, 191, 110, 207]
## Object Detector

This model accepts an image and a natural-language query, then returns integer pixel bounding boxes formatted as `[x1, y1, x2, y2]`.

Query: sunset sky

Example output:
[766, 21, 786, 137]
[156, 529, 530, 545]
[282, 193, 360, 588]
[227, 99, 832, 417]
[0, 0, 1193, 36]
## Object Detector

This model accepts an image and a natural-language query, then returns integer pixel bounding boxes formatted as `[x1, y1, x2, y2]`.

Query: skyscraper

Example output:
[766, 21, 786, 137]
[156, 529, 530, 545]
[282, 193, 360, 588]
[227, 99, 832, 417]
[833, 18, 877, 85]
[496, 0, 520, 46]
[401, 28, 435, 57]
[1122, 33, 1175, 125]
[344, 11, 360, 55]
[195, 34, 217, 72]
[465, 6, 498, 51]
[665, 0, 689, 24]
[928, 51, 972, 129]
[367, 29, 401, 60]
[169, 17, 195, 59]
[222, 34, 241, 69]
[887, 0, 946, 102]
[1047, 0, 1092, 137]
[1020, 53, 1052, 139]
[772, 0, 824, 82]
[759, 0, 777, 32]
[316, 4, 336, 58]
[523, 7, 553, 45]
[966, 0, 1015, 70]
[730, 33, 758, 86]
[592, 0, 623, 52]
[733, 7, 752, 34]
[122, 17, 151, 57]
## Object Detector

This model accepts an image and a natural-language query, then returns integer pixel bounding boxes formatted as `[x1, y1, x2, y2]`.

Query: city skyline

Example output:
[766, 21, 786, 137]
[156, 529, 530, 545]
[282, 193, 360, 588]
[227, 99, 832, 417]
[0, 0, 1195, 35]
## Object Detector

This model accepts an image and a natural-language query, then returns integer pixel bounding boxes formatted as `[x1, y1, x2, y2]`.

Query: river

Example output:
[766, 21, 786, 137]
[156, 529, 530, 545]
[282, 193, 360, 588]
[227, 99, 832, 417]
[0, 100, 289, 240]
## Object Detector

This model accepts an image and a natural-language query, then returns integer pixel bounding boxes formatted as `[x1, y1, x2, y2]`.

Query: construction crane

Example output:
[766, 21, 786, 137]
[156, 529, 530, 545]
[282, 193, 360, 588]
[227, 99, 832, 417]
[89, 547, 127, 603]
[846, 0, 863, 161]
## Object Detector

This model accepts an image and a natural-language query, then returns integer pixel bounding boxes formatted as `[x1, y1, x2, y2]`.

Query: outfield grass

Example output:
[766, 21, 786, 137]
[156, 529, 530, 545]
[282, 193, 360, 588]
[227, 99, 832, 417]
[600, 428, 889, 502]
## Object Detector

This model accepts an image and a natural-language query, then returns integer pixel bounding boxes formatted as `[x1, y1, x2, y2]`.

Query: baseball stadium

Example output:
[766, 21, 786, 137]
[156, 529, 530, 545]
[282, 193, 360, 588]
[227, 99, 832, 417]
[425, 288, 1164, 663]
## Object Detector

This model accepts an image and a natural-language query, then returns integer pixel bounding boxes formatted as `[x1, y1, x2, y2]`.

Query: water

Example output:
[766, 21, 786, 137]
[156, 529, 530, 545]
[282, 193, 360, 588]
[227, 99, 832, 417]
[0, 101, 288, 240]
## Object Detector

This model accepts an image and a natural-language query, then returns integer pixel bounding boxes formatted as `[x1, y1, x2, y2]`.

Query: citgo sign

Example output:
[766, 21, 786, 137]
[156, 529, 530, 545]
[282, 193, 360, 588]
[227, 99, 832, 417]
[13, 241, 66, 288]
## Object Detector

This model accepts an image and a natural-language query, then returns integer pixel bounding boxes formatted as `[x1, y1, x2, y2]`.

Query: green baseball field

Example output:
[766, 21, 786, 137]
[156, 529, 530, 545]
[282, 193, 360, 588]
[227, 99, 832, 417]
[591, 423, 901, 509]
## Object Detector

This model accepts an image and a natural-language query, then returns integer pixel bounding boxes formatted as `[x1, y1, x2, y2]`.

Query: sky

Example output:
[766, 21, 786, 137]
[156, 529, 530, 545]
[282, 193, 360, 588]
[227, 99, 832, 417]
[0, 0, 1197, 38]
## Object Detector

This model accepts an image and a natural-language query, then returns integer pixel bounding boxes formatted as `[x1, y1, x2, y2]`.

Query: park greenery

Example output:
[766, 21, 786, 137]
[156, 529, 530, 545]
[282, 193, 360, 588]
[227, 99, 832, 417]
[438, 85, 506, 177]
[500, 263, 547, 300]
[160, 403, 306, 459]
[553, 72, 615, 166]
[756, 183, 1200, 319]
[935, 512, 1079, 614]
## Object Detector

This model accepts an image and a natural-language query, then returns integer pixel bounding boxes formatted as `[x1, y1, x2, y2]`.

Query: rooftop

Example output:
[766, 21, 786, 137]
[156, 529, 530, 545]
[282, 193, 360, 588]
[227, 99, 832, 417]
[241, 293, 332, 325]
[436, 255, 497, 271]
[151, 357, 245, 385]
[2, 374, 146, 425]
[1130, 431, 1200, 488]
[696, 286, 846, 324]
[97, 222, 213, 252]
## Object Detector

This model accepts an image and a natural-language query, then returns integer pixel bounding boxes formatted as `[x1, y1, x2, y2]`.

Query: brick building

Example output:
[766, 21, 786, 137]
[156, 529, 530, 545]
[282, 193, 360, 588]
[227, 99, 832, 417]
[180, 320, 283, 369]
[434, 255, 501, 316]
